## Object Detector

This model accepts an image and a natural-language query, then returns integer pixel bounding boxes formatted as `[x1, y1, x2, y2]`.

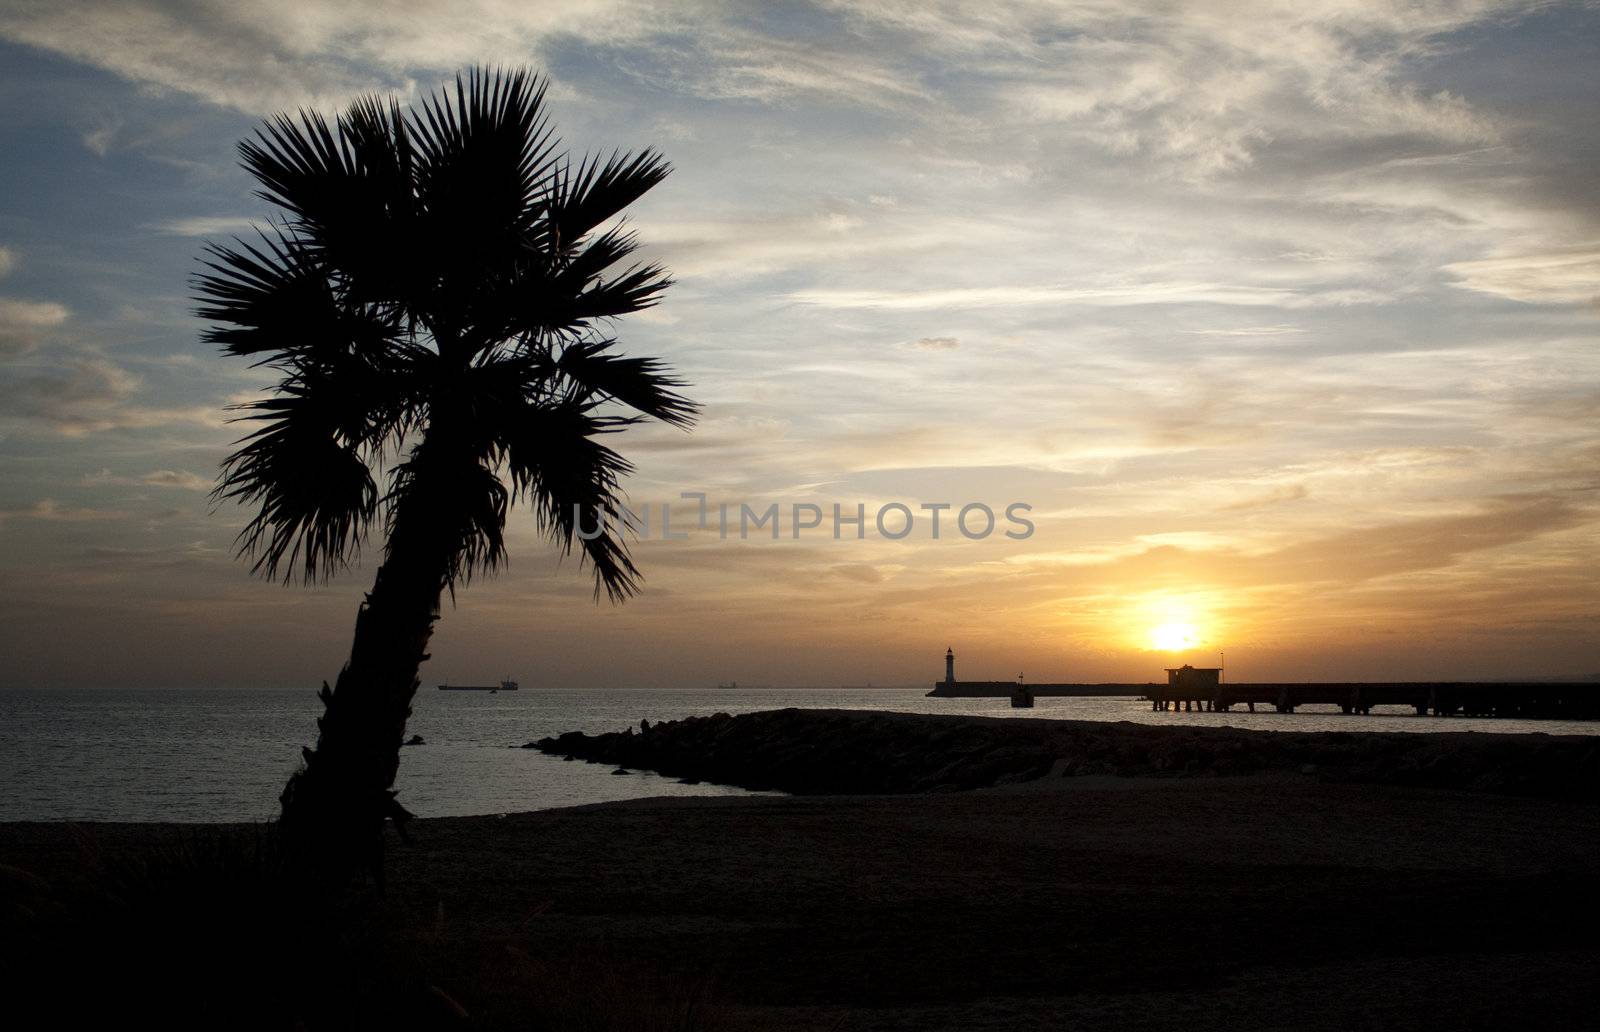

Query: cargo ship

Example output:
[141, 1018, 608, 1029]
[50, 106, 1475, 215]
[438, 680, 519, 692]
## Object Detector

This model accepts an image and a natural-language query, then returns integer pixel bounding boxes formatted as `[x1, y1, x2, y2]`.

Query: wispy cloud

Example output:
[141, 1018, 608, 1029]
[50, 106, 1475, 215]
[0, 498, 127, 525]
[1185, 325, 1305, 338]
[147, 215, 264, 237]
[786, 282, 1396, 311]
[80, 119, 120, 156]
[1219, 483, 1310, 512]
[0, 353, 140, 435]
[140, 469, 209, 490]
[0, 1, 679, 112]
[0, 299, 69, 327]
[0, 342, 227, 437]
[0, 297, 70, 357]
[1445, 247, 1600, 305]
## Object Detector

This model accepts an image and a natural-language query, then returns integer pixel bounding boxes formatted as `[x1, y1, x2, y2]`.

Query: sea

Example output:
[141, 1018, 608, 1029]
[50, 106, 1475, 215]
[2, 687, 1596, 823]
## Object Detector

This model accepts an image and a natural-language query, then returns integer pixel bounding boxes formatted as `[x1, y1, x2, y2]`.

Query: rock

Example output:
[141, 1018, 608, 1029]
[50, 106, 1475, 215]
[527, 708, 1598, 802]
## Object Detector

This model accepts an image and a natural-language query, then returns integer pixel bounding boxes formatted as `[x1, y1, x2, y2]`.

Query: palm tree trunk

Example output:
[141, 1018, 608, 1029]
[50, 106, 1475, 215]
[277, 470, 456, 877]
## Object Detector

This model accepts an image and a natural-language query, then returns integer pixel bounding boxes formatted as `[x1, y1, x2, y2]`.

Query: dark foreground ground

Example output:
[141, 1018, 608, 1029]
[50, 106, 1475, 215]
[4, 714, 1599, 1030]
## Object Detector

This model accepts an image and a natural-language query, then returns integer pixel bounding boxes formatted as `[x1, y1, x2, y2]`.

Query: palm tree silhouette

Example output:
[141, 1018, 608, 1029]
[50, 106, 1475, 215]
[196, 68, 695, 869]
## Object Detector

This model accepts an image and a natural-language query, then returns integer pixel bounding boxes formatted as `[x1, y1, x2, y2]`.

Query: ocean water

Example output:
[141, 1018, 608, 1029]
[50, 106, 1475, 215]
[1, 687, 1595, 823]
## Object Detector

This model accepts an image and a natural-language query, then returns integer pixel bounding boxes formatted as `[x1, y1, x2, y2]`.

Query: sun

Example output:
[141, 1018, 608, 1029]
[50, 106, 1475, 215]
[1149, 622, 1199, 651]
[1121, 591, 1221, 653]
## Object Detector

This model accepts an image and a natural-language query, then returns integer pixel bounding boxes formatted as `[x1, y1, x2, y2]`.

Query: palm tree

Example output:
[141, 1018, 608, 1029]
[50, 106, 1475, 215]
[196, 68, 695, 871]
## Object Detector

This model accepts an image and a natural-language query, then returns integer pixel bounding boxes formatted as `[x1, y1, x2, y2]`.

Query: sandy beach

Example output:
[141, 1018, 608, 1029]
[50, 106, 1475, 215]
[4, 712, 1598, 1029]
[413, 777, 1600, 1030]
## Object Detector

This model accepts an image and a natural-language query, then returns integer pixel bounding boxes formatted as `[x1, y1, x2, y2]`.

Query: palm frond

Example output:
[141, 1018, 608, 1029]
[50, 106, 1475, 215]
[565, 262, 674, 322]
[554, 338, 697, 427]
[239, 109, 346, 227]
[550, 224, 645, 295]
[530, 151, 674, 329]
[194, 232, 403, 365]
[548, 150, 671, 248]
[496, 258, 672, 343]
[239, 101, 417, 298]
[499, 401, 642, 602]
[410, 68, 557, 248]
[215, 382, 380, 583]
[385, 449, 510, 590]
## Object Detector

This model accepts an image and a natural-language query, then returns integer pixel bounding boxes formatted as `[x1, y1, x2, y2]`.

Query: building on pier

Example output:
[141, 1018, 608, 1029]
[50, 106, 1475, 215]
[1165, 665, 1221, 692]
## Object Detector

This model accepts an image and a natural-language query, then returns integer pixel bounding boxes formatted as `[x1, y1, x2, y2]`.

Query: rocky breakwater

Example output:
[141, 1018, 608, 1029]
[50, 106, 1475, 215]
[533, 708, 1600, 800]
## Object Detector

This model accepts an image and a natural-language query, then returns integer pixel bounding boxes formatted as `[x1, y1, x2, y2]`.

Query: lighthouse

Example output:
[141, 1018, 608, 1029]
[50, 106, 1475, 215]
[944, 647, 955, 687]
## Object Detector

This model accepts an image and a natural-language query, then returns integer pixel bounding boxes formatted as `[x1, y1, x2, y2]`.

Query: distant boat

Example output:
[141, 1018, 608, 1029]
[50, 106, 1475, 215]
[438, 680, 519, 692]
[716, 681, 738, 690]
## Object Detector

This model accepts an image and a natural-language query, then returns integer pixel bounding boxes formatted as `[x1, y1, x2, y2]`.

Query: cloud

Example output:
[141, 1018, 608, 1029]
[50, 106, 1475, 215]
[0, 297, 70, 357]
[0, 251, 71, 355]
[0, 271, 227, 435]
[81, 467, 214, 491]
[0, 2, 1519, 150]
[1185, 325, 1305, 338]
[147, 215, 264, 237]
[787, 281, 1394, 311]
[1219, 484, 1310, 511]
[912, 336, 959, 350]
[639, 206, 1006, 281]
[649, 31, 927, 109]
[828, 0, 1511, 178]
[1076, 493, 1592, 591]
[0, 499, 127, 525]
[1444, 247, 1600, 305]
[1261, 494, 1590, 587]
[140, 469, 210, 490]
[81, 119, 119, 156]
[0, 354, 140, 434]
[0, 343, 219, 437]
[0, 1, 689, 113]
[0, 299, 69, 328]
[4, 1, 1576, 320]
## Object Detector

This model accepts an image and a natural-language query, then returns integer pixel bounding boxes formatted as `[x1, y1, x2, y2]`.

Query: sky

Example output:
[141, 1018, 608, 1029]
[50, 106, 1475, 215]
[0, 0, 1596, 690]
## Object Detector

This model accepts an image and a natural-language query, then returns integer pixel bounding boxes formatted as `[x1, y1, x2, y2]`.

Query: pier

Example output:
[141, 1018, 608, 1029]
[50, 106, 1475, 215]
[927, 651, 1600, 720]
[1143, 678, 1600, 719]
